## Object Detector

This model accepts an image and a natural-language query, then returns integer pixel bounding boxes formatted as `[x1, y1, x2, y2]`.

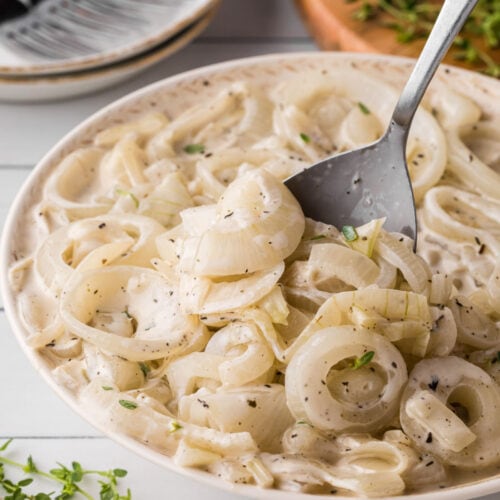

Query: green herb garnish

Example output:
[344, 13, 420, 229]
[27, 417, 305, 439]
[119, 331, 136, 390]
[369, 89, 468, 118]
[310, 234, 327, 241]
[300, 132, 311, 143]
[0, 439, 131, 499]
[119, 399, 138, 410]
[116, 188, 139, 208]
[139, 362, 150, 377]
[183, 143, 205, 154]
[102, 386, 114, 391]
[347, 0, 500, 77]
[296, 420, 312, 426]
[358, 102, 371, 114]
[168, 421, 183, 433]
[342, 225, 358, 242]
[352, 351, 375, 370]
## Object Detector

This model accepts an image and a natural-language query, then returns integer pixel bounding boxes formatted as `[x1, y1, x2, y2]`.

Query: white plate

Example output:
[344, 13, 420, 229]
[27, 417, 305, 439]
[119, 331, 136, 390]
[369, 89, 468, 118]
[0, 0, 217, 76]
[2, 52, 500, 500]
[0, 8, 215, 102]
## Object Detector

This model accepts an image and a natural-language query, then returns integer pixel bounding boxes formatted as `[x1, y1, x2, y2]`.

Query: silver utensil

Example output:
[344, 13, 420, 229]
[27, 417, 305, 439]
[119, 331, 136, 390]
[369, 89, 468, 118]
[0, 0, 187, 60]
[285, 0, 478, 245]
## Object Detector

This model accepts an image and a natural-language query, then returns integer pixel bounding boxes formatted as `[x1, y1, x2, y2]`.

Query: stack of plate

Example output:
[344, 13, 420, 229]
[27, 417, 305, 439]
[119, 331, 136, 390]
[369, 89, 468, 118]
[0, 0, 219, 102]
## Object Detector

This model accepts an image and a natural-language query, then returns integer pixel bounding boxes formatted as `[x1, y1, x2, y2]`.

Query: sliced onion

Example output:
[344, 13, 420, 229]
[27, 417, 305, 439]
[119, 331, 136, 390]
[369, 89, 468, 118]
[179, 262, 284, 314]
[400, 357, 500, 467]
[309, 243, 380, 289]
[376, 231, 431, 294]
[286, 326, 407, 433]
[179, 169, 304, 276]
[60, 266, 206, 361]
[178, 384, 293, 452]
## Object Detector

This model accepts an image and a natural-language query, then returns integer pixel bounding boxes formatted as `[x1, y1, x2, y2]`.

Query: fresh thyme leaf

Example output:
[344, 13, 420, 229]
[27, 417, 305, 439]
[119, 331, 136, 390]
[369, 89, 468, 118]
[184, 143, 205, 154]
[168, 421, 183, 433]
[17, 478, 33, 487]
[358, 102, 371, 114]
[347, 0, 500, 77]
[353, 1, 375, 21]
[23, 456, 37, 474]
[352, 351, 375, 370]
[300, 132, 311, 143]
[0, 440, 131, 500]
[0, 440, 12, 452]
[113, 469, 128, 478]
[119, 399, 138, 410]
[342, 225, 358, 242]
[35, 494, 52, 500]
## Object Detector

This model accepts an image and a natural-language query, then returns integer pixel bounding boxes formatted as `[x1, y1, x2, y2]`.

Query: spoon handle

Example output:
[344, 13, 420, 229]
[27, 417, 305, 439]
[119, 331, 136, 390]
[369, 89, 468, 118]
[391, 0, 478, 130]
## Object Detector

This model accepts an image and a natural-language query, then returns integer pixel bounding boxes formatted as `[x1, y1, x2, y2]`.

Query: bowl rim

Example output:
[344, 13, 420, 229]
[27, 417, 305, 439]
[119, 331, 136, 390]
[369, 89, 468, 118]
[0, 0, 218, 76]
[2, 50, 500, 500]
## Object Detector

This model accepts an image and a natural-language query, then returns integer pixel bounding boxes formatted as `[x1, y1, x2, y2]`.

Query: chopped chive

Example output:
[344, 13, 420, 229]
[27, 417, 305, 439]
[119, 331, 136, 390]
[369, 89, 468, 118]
[358, 102, 371, 115]
[300, 132, 311, 143]
[342, 225, 358, 242]
[119, 399, 138, 410]
[116, 188, 139, 208]
[101, 386, 113, 391]
[183, 143, 205, 154]
[310, 234, 327, 241]
[352, 351, 375, 370]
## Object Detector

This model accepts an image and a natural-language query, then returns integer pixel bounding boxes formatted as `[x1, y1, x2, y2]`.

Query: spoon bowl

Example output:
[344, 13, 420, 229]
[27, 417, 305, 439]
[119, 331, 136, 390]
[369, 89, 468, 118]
[285, 0, 478, 246]
[285, 120, 416, 239]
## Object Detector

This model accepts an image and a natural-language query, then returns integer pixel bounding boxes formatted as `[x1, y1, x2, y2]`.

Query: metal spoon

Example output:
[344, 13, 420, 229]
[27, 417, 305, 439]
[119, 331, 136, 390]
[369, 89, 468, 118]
[285, 0, 478, 245]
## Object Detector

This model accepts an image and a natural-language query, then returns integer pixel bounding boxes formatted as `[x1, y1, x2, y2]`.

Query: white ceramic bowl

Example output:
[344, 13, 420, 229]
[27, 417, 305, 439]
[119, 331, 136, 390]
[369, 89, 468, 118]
[0, 0, 218, 76]
[0, 8, 216, 103]
[2, 52, 500, 500]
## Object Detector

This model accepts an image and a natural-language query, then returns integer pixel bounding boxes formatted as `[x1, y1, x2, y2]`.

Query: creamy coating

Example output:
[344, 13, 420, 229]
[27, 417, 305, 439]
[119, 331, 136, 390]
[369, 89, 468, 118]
[6, 67, 500, 498]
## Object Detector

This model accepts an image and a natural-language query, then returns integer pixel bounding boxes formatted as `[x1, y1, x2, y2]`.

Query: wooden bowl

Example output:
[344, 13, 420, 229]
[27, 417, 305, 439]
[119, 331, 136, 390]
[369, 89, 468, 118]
[295, 0, 500, 73]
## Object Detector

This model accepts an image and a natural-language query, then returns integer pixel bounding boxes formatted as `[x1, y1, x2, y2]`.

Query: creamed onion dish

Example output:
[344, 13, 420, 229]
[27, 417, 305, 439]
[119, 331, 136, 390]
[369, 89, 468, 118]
[3, 54, 500, 498]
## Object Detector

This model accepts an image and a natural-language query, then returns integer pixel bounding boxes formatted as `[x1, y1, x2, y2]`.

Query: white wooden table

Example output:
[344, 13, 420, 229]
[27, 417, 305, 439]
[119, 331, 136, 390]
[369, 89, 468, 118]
[0, 2, 496, 499]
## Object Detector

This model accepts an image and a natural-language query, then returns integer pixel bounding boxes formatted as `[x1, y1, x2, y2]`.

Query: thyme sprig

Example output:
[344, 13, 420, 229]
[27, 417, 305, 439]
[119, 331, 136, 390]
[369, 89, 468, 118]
[0, 439, 131, 500]
[347, 0, 500, 77]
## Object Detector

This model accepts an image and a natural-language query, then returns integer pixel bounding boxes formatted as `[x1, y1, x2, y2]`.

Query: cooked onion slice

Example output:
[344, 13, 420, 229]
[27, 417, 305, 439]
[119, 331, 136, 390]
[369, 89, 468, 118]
[400, 356, 500, 467]
[260, 453, 405, 497]
[179, 262, 284, 314]
[422, 185, 500, 254]
[204, 321, 274, 387]
[80, 378, 257, 458]
[285, 326, 407, 433]
[308, 243, 380, 289]
[286, 288, 431, 360]
[179, 169, 305, 276]
[60, 266, 205, 361]
[35, 214, 164, 293]
[179, 384, 293, 452]
[44, 148, 112, 219]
